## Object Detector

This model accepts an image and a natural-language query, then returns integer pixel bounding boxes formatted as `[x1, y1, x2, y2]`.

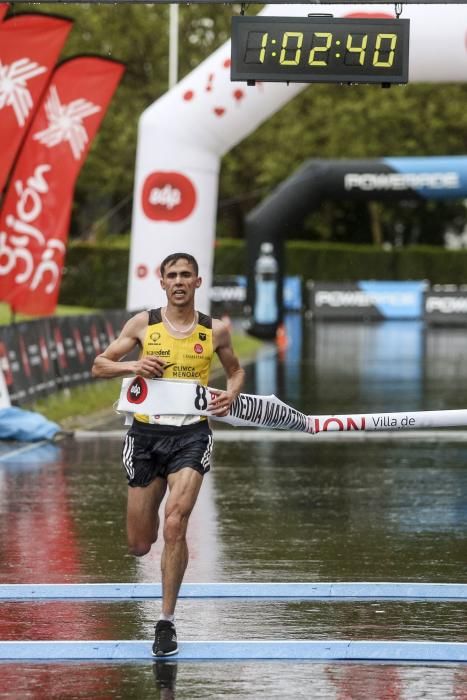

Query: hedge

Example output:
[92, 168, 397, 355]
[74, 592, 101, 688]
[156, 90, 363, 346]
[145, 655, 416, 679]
[58, 239, 467, 309]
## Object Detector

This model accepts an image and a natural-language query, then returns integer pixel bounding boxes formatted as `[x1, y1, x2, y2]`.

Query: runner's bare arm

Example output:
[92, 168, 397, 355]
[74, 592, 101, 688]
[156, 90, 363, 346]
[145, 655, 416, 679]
[209, 318, 245, 417]
[92, 312, 166, 379]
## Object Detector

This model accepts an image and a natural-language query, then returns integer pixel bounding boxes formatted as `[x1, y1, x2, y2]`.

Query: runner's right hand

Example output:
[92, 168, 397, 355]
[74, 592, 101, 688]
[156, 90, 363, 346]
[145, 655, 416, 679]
[132, 356, 166, 379]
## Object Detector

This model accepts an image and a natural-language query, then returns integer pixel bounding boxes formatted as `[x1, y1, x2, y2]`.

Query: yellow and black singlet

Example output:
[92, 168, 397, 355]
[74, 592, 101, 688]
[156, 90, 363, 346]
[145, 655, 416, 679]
[135, 307, 214, 426]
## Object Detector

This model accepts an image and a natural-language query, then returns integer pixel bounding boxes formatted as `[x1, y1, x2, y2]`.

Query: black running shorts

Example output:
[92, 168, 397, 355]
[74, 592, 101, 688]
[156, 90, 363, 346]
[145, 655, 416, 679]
[122, 420, 213, 487]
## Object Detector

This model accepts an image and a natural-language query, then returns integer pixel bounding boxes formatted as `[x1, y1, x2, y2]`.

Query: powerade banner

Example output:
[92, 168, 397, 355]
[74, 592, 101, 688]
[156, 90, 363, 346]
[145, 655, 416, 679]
[0, 14, 72, 192]
[209, 275, 246, 316]
[0, 57, 124, 316]
[308, 281, 427, 320]
[210, 275, 302, 317]
[425, 288, 467, 325]
[345, 157, 467, 200]
[246, 156, 467, 337]
[0, 310, 132, 404]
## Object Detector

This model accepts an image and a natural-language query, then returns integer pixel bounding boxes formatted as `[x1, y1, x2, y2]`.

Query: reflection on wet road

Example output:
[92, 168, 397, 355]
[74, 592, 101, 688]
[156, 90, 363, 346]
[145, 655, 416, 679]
[0, 319, 466, 698]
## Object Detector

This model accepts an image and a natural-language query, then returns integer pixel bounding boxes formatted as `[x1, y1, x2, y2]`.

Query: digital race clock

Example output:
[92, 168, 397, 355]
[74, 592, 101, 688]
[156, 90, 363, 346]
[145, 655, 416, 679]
[231, 15, 410, 85]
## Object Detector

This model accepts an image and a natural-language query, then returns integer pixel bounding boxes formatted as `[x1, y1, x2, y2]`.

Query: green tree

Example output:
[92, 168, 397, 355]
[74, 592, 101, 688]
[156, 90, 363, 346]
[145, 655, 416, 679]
[220, 82, 467, 243]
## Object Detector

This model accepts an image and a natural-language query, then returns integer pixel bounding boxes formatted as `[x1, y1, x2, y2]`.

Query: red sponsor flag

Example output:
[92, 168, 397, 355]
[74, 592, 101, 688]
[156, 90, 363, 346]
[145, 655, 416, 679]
[0, 14, 72, 192]
[0, 56, 124, 315]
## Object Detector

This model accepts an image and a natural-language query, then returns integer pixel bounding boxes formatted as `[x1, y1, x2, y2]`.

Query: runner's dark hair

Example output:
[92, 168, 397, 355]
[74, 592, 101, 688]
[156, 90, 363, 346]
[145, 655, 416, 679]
[160, 253, 199, 277]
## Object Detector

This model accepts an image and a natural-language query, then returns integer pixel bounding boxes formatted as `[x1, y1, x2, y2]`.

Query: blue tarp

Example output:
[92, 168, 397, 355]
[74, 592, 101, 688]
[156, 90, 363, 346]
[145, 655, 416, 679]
[0, 407, 61, 442]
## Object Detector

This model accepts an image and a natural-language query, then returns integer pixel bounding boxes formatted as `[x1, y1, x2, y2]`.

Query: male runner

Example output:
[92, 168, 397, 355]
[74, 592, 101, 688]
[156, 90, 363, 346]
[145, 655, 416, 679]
[92, 253, 245, 656]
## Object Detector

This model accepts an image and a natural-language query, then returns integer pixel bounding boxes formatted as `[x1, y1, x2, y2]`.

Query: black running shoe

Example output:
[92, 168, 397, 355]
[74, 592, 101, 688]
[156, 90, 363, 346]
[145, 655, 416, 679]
[152, 620, 178, 657]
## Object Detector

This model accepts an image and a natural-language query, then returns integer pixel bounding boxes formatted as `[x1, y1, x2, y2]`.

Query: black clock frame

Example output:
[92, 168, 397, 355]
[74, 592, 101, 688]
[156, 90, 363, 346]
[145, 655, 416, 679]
[231, 15, 410, 85]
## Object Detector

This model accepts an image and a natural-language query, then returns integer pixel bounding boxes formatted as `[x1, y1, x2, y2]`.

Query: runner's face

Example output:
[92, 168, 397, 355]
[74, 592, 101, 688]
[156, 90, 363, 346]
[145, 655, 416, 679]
[160, 259, 201, 307]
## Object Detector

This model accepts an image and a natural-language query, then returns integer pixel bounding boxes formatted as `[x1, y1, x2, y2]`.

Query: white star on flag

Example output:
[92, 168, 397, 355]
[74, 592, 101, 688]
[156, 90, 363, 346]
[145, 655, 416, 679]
[0, 58, 47, 127]
[33, 85, 101, 160]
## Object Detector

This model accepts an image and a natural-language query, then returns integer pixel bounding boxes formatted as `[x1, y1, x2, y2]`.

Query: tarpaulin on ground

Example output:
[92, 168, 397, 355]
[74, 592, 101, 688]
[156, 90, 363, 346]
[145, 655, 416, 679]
[0, 406, 60, 441]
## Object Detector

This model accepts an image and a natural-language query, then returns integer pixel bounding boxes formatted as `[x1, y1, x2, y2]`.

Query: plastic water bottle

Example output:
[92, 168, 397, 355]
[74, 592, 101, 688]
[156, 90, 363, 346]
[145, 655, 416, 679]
[254, 242, 278, 325]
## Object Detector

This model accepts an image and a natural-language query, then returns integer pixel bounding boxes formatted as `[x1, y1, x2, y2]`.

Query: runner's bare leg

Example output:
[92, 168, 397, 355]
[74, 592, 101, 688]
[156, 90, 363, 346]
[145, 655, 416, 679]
[161, 468, 203, 616]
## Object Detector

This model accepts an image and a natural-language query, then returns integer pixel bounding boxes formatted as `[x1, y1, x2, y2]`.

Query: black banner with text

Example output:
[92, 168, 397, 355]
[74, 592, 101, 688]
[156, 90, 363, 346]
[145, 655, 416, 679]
[0, 311, 132, 404]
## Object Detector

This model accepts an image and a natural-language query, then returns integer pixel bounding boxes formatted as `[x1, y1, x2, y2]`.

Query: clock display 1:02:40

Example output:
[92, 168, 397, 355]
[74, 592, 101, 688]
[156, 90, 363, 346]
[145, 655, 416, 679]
[245, 31, 399, 68]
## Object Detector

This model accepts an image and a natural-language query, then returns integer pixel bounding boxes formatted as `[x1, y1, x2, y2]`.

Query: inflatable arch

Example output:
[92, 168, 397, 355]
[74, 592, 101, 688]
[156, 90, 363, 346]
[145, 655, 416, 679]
[246, 156, 467, 337]
[128, 3, 467, 316]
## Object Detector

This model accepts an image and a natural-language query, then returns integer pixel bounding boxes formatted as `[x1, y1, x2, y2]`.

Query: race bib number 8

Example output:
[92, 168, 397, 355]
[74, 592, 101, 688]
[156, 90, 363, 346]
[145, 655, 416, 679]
[194, 385, 208, 411]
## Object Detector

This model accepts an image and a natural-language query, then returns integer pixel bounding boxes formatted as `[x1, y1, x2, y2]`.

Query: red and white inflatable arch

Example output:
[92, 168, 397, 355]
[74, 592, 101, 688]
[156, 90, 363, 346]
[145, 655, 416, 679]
[128, 3, 467, 313]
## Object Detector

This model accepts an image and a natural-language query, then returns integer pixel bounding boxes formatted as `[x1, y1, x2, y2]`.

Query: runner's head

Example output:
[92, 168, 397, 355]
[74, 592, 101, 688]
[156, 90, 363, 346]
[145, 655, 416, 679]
[160, 253, 201, 305]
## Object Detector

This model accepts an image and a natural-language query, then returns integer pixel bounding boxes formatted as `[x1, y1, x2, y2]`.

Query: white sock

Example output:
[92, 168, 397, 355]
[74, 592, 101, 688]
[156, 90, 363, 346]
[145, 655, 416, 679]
[159, 613, 175, 623]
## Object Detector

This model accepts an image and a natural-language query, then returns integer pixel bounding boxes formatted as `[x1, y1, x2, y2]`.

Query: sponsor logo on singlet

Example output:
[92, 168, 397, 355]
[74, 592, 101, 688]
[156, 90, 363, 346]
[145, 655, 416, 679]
[171, 365, 201, 379]
[194, 344, 203, 354]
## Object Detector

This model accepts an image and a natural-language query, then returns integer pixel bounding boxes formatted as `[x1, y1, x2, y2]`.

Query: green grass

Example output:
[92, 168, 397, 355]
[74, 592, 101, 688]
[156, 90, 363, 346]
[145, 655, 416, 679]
[25, 332, 264, 427]
[0, 303, 95, 325]
[29, 379, 122, 426]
